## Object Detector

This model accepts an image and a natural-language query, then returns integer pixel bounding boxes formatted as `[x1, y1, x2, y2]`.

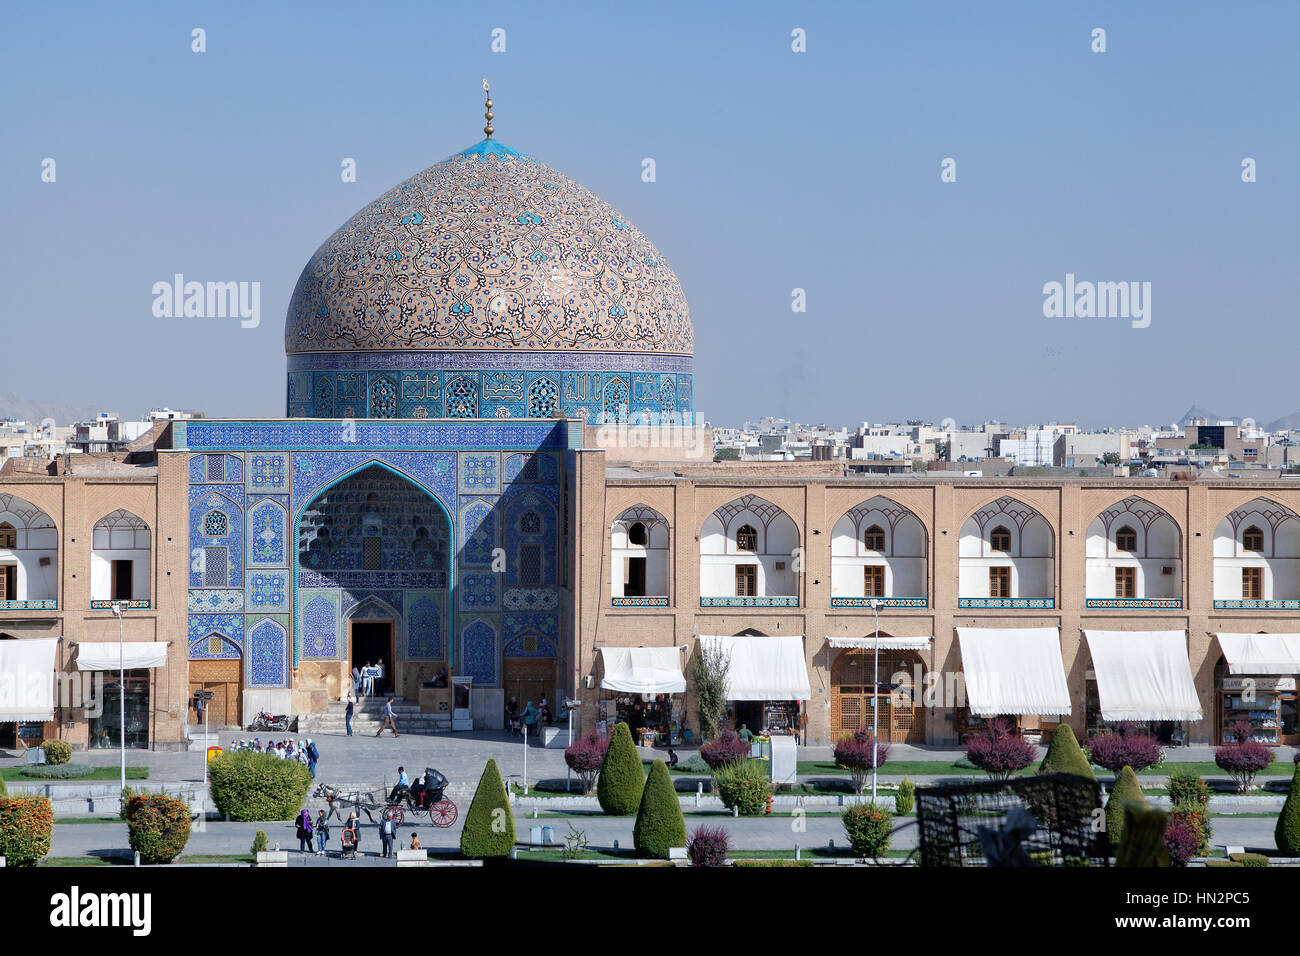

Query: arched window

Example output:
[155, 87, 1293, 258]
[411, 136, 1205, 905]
[628, 521, 647, 546]
[863, 524, 885, 551]
[735, 524, 758, 552]
[1115, 525, 1137, 552]
[989, 525, 1011, 553]
[1243, 525, 1264, 553]
[519, 510, 542, 535]
[202, 511, 228, 537]
[0, 522, 15, 549]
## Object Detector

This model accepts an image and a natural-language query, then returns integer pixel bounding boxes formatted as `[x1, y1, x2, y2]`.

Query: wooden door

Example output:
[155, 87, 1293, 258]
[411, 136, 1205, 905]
[189, 659, 242, 728]
[503, 657, 556, 708]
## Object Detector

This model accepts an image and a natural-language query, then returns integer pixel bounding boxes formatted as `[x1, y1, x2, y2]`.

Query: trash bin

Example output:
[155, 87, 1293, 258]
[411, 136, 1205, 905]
[207, 745, 223, 763]
[529, 825, 543, 846]
[542, 826, 555, 845]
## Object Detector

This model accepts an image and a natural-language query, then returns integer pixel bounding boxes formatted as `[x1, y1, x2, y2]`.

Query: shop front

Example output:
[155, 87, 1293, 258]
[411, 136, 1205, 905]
[1214, 633, 1300, 745]
[699, 634, 811, 742]
[954, 627, 1072, 743]
[598, 646, 688, 746]
[0, 637, 57, 749]
[826, 635, 932, 743]
[1082, 629, 1203, 743]
[75, 641, 170, 750]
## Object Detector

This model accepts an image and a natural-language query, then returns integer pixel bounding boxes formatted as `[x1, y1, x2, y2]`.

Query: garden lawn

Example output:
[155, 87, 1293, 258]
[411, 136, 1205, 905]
[1, 766, 149, 782]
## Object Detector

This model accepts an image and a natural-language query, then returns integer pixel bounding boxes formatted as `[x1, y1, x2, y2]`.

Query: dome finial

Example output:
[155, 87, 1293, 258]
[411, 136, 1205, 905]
[482, 77, 494, 139]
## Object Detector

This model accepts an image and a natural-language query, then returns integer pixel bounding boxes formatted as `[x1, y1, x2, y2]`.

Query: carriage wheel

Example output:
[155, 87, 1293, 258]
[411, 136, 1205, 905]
[382, 805, 404, 826]
[429, 799, 457, 828]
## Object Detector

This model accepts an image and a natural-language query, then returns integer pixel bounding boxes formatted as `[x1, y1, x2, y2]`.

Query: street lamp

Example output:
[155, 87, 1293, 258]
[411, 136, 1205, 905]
[110, 602, 125, 797]
[870, 599, 884, 805]
[563, 699, 581, 793]
[196, 689, 214, 784]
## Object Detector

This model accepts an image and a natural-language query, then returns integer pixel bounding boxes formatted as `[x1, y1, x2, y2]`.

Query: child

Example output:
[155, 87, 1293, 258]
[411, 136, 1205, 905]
[409, 830, 421, 850]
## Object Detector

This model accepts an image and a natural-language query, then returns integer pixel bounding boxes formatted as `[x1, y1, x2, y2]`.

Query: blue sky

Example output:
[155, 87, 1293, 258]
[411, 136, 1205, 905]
[2, 1, 1296, 428]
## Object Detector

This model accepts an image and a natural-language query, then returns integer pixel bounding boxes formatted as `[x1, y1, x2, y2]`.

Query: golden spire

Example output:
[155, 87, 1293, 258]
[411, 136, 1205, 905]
[482, 77, 494, 139]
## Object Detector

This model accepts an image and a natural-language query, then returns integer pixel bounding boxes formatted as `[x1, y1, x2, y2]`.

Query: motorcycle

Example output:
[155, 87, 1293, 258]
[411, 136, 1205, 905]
[250, 710, 290, 731]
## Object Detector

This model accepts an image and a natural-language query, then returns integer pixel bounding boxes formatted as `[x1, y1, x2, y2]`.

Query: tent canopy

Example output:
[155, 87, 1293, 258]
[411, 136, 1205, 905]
[0, 637, 59, 722]
[1084, 630, 1202, 722]
[600, 646, 686, 694]
[1216, 633, 1300, 675]
[827, 636, 932, 650]
[76, 642, 169, 672]
[956, 627, 1072, 716]
[699, 635, 811, 701]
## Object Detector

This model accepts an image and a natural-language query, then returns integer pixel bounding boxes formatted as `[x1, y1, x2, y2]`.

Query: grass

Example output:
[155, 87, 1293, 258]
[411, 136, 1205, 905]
[55, 817, 123, 824]
[796, 759, 1296, 779]
[1, 766, 149, 782]
[177, 854, 256, 865]
[40, 856, 128, 867]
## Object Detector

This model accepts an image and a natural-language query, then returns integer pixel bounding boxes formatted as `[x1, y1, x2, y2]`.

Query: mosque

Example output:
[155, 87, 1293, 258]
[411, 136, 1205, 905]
[3, 90, 1299, 752]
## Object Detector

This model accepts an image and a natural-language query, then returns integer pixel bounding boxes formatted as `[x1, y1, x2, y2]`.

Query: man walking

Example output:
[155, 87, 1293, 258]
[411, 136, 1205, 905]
[376, 697, 399, 737]
[307, 738, 320, 779]
[345, 692, 355, 737]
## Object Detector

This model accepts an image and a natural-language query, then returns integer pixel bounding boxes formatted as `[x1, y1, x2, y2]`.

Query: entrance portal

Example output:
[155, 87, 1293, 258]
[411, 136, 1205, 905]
[351, 620, 394, 696]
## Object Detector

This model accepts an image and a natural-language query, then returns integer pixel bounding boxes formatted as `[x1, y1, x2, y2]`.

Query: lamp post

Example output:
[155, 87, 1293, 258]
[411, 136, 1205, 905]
[110, 602, 125, 797]
[870, 599, 884, 805]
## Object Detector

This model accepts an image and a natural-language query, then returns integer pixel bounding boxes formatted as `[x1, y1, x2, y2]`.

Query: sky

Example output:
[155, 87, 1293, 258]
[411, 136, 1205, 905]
[2, 1, 1297, 429]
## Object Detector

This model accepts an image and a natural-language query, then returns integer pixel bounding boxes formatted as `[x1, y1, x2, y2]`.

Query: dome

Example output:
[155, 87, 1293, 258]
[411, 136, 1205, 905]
[285, 139, 694, 424]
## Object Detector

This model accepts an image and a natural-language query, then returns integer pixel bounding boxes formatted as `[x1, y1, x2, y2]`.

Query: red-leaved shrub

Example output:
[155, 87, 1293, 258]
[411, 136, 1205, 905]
[687, 824, 730, 867]
[1088, 727, 1165, 773]
[1163, 817, 1200, 866]
[1214, 740, 1274, 793]
[563, 732, 609, 794]
[700, 731, 750, 770]
[966, 717, 1036, 781]
[834, 731, 891, 794]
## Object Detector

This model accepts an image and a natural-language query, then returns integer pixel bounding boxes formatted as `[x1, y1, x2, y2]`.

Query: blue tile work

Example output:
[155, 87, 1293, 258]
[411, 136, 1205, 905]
[503, 612, 558, 658]
[247, 496, 288, 568]
[247, 616, 289, 686]
[298, 590, 340, 660]
[459, 497, 498, 567]
[179, 419, 573, 453]
[188, 614, 243, 653]
[189, 454, 244, 484]
[406, 592, 444, 659]
[188, 590, 244, 613]
[458, 453, 500, 495]
[188, 632, 241, 661]
[461, 618, 497, 686]
[188, 488, 244, 588]
[459, 572, 498, 611]
[247, 572, 288, 613]
[246, 454, 290, 492]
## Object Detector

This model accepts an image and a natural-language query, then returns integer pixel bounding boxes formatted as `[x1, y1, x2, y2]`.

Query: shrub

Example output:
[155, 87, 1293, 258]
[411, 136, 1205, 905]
[676, 753, 710, 774]
[700, 730, 750, 770]
[842, 803, 892, 857]
[1214, 740, 1273, 793]
[1275, 762, 1300, 855]
[20, 763, 93, 779]
[0, 775, 6, 798]
[966, 717, 1036, 781]
[0, 797, 53, 866]
[1115, 805, 1172, 867]
[120, 785, 135, 820]
[633, 760, 687, 859]
[40, 739, 72, 766]
[250, 830, 269, 854]
[1088, 728, 1165, 773]
[1231, 852, 1268, 867]
[1163, 817, 1200, 866]
[459, 758, 515, 858]
[895, 777, 915, 816]
[687, 825, 730, 867]
[833, 730, 892, 794]
[1037, 723, 1095, 780]
[563, 732, 609, 794]
[691, 640, 731, 740]
[208, 750, 312, 820]
[714, 759, 772, 816]
[1104, 766, 1147, 847]
[126, 794, 192, 864]
[1167, 767, 1211, 809]
[596, 722, 644, 815]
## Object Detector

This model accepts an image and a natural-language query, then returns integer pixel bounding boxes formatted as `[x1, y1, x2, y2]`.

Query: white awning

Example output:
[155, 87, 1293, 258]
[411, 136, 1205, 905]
[1216, 633, 1300, 675]
[1084, 630, 1202, 722]
[827, 636, 932, 650]
[600, 646, 687, 694]
[699, 635, 811, 701]
[0, 637, 59, 722]
[76, 641, 169, 671]
[956, 627, 1072, 716]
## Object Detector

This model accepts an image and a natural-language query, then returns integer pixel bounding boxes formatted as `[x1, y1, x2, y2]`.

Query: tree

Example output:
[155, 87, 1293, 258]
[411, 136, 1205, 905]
[596, 722, 644, 815]
[459, 758, 515, 858]
[965, 716, 1036, 781]
[1275, 762, 1300, 855]
[691, 641, 730, 741]
[1214, 740, 1273, 793]
[1104, 766, 1147, 848]
[633, 760, 687, 859]
[563, 732, 609, 794]
[1037, 723, 1095, 780]
[1088, 725, 1165, 773]
[833, 731, 892, 794]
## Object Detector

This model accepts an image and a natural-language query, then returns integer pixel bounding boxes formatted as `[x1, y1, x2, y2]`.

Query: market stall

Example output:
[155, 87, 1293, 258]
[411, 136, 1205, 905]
[598, 646, 688, 746]
[698, 634, 811, 741]
[1214, 633, 1300, 745]
[1081, 630, 1202, 743]
[955, 627, 1072, 742]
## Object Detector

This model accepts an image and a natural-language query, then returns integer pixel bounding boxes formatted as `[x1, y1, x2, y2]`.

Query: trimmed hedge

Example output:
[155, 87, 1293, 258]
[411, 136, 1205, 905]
[842, 803, 892, 857]
[40, 739, 72, 765]
[1105, 766, 1147, 847]
[0, 797, 53, 866]
[1275, 762, 1300, 855]
[714, 759, 772, 816]
[20, 763, 93, 779]
[895, 778, 915, 815]
[633, 760, 687, 859]
[460, 758, 515, 858]
[126, 794, 192, 864]
[596, 722, 644, 815]
[0, 775, 7, 798]
[208, 750, 311, 821]
[1038, 724, 1095, 780]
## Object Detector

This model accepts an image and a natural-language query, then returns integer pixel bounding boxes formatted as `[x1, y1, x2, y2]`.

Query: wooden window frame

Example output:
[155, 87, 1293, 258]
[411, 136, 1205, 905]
[735, 564, 757, 597]
[735, 524, 758, 553]
[1115, 525, 1138, 553]
[1114, 566, 1136, 599]
[863, 525, 886, 552]
[0, 523, 16, 550]
[989, 566, 1011, 599]
[989, 526, 1012, 554]
[1242, 566, 1263, 601]
[1243, 526, 1264, 554]
[863, 565, 884, 598]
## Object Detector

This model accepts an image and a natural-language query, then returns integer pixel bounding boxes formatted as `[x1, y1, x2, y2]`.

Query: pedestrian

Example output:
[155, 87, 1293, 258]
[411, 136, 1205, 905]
[376, 697, 399, 737]
[666, 747, 679, 768]
[315, 809, 329, 856]
[521, 700, 538, 738]
[409, 831, 421, 851]
[540, 693, 552, 725]
[345, 810, 361, 856]
[307, 738, 320, 779]
[361, 661, 374, 697]
[345, 692, 355, 737]
[380, 813, 397, 858]
[296, 808, 314, 854]
[351, 665, 361, 698]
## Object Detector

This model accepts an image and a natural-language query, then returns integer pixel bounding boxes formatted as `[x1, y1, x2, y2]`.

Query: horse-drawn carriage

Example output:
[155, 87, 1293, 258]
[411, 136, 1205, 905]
[314, 768, 458, 831]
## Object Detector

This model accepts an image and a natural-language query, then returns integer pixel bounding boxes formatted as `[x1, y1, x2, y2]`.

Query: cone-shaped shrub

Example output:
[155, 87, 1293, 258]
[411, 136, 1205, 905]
[1275, 762, 1300, 855]
[634, 759, 686, 859]
[459, 758, 515, 858]
[1037, 723, 1095, 780]
[597, 722, 644, 815]
[1105, 766, 1147, 847]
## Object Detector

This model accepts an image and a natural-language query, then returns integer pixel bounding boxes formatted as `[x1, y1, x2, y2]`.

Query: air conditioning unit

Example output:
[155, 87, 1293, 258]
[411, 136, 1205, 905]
[38, 557, 51, 567]
[775, 562, 786, 571]
[1161, 566, 1174, 575]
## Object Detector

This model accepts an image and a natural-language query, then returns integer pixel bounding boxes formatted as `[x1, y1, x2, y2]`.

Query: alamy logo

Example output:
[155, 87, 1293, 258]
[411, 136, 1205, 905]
[50, 887, 151, 936]
[152, 274, 260, 328]
[1042, 273, 1151, 329]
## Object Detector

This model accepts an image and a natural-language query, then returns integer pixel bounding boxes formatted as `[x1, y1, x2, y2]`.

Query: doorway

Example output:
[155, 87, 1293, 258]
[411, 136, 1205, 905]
[351, 620, 394, 696]
[188, 659, 242, 729]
